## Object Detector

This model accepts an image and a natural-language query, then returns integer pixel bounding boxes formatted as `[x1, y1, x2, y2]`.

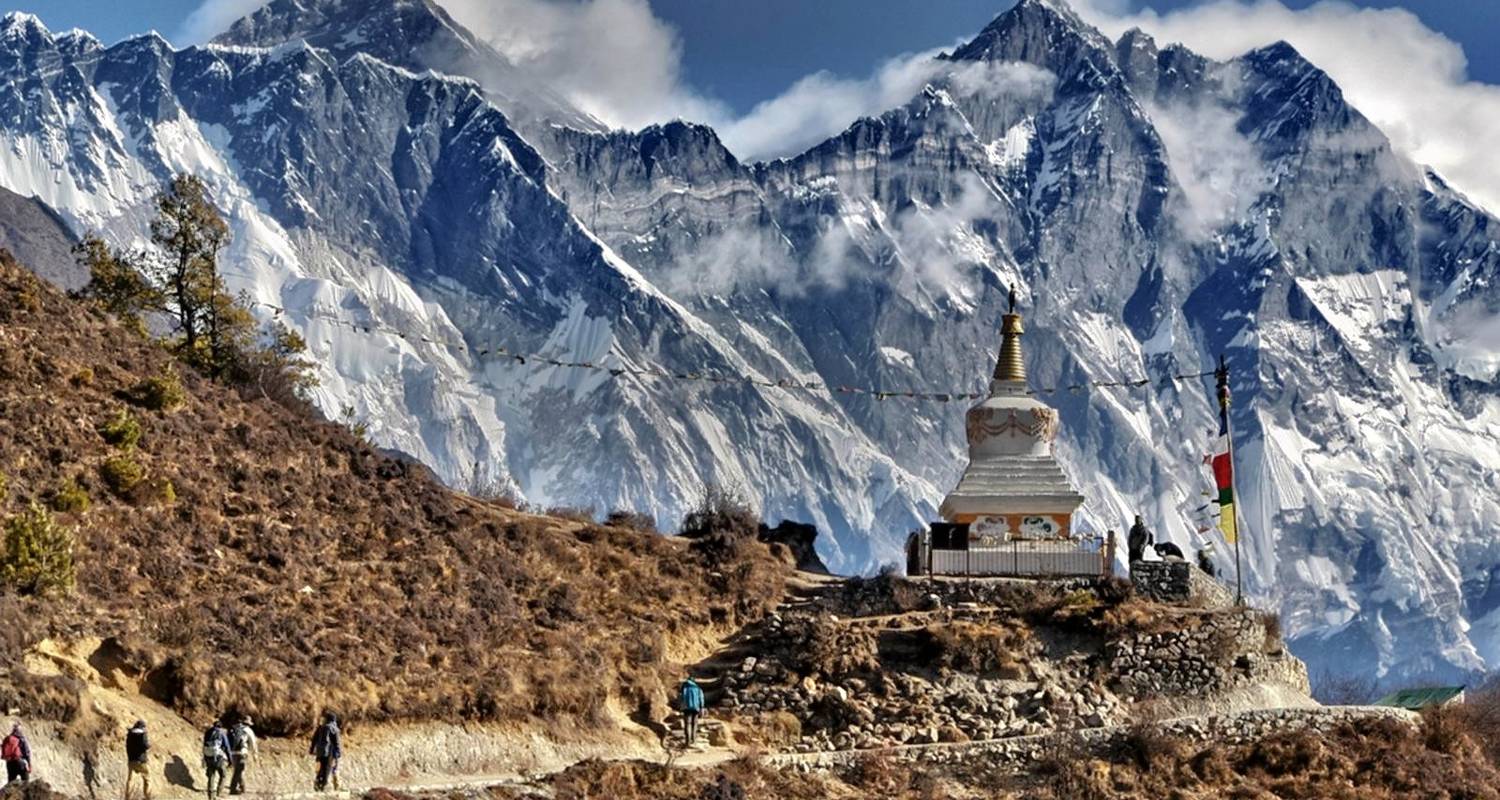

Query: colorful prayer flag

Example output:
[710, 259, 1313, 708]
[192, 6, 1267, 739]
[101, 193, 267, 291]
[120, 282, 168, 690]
[1211, 386, 1238, 543]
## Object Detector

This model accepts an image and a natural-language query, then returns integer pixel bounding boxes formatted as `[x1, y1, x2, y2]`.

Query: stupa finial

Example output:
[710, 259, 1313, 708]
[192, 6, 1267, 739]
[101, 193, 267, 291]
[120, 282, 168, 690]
[994, 287, 1026, 383]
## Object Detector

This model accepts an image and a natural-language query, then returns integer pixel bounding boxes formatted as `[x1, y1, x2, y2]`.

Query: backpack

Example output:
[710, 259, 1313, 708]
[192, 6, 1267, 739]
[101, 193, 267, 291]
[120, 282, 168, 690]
[202, 728, 225, 762]
[680, 681, 704, 713]
[228, 725, 248, 754]
[1, 734, 20, 762]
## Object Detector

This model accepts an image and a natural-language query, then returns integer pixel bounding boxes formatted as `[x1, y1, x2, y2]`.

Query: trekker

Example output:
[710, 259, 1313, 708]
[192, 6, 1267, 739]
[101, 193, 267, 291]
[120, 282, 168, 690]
[1197, 547, 1217, 577]
[124, 720, 151, 800]
[227, 716, 259, 795]
[202, 719, 232, 800]
[678, 677, 705, 747]
[1127, 515, 1153, 563]
[2, 723, 31, 785]
[309, 712, 341, 792]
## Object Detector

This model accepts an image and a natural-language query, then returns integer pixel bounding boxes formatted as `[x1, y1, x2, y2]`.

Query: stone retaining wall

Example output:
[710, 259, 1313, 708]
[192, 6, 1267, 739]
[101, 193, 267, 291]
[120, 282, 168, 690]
[769, 706, 1415, 772]
[1130, 560, 1234, 608]
[1106, 608, 1309, 699]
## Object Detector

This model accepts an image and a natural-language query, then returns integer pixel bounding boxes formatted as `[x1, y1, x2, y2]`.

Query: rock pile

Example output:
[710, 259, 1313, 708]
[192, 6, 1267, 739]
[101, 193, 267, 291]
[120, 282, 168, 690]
[708, 575, 1309, 755]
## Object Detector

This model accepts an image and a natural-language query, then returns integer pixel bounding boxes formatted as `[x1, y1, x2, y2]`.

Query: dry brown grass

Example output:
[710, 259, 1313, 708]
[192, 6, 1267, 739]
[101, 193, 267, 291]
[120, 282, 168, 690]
[529, 757, 852, 800]
[917, 621, 1031, 678]
[1022, 716, 1500, 799]
[0, 254, 791, 736]
[781, 616, 880, 680]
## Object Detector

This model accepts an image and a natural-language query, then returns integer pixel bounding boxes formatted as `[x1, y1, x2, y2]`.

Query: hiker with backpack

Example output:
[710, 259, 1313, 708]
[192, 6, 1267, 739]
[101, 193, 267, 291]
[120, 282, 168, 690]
[124, 720, 151, 800]
[227, 716, 259, 795]
[678, 677, 705, 747]
[309, 712, 341, 792]
[202, 719, 233, 800]
[2, 723, 30, 785]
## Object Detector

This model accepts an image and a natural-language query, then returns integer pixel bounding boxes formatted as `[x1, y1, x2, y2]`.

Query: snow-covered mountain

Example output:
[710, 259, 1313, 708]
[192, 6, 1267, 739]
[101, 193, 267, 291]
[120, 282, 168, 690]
[0, 0, 1497, 685]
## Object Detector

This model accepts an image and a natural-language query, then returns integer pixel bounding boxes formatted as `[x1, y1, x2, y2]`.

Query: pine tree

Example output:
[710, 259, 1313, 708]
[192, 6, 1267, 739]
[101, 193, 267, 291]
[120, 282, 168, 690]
[76, 235, 159, 334]
[1, 502, 76, 597]
[146, 174, 241, 376]
[77, 173, 317, 403]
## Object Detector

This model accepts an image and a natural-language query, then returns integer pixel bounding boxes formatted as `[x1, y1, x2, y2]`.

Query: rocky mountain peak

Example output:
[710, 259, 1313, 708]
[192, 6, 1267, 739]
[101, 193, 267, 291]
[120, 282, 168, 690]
[213, 0, 602, 134]
[0, 10, 53, 61]
[946, 0, 1117, 77]
[216, 0, 475, 54]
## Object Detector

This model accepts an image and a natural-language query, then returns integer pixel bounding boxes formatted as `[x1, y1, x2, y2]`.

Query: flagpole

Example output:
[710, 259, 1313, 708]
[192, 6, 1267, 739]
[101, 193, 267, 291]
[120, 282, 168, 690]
[1217, 354, 1245, 605]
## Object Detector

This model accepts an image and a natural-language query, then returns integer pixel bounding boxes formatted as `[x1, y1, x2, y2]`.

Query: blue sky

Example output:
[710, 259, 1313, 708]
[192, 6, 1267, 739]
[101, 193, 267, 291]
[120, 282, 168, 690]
[14, 0, 1500, 116]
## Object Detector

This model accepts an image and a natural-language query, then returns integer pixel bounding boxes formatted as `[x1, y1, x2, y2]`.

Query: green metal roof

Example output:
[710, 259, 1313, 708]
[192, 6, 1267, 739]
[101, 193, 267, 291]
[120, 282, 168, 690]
[1373, 686, 1466, 709]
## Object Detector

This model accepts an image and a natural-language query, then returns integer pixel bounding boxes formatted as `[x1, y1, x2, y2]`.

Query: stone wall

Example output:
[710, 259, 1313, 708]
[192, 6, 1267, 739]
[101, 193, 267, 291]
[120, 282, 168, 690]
[1130, 560, 1234, 608]
[769, 706, 1415, 772]
[1106, 608, 1309, 699]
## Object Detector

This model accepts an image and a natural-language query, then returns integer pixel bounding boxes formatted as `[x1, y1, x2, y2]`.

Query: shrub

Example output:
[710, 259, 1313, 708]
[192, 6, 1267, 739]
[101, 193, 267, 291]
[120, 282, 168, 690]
[681, 484, 760, 569]
[126, 365, 186, 411]
[69, 367, 94, 387]
[919, 621, 1030, 677]
[49, 478, 90, 514]
[99, 409, 142, 450]
[0, 471, 7, 504]
[681, 483, 758, 539]
[545, 506, 596, 524]
[605, 509, 657, 532]
[147, 477, 176, 506]
[760, 711, 803, 747]
[1, 502, 76, 596]
[1122, 723, 1188, 771]
[785, 616, 879, 679]
[100, 455, 145, 496]
[1261, 611, 1283, 652]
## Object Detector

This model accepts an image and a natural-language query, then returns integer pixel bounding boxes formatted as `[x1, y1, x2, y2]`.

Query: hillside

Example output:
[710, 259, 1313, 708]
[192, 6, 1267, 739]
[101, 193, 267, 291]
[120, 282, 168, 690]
[0, 188, 77, 290]
[0, 249, 790, 742]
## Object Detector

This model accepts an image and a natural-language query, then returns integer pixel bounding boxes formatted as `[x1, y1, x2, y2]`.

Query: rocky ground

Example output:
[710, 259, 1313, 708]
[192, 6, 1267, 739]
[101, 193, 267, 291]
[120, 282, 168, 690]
[697, 572, 1302, 755]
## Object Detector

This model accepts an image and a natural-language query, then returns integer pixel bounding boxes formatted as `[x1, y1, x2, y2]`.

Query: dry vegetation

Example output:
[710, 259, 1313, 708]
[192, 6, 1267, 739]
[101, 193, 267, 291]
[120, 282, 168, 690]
[0, 253, 791, 735]
[484, 707, 1500, 800]
[1024, 715, 1500, 799]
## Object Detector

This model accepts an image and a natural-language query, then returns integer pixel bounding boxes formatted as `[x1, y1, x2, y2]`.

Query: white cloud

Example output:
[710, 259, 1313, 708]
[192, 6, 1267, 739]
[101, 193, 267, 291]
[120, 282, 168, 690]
[715, 50, 949, 161]
[438, 0, 725, 131]
[1072, 0, 1500, 213]
[720, 56, 1056, 162]
[1146, 98, 1270, 234]
[176, 0, 267, 45]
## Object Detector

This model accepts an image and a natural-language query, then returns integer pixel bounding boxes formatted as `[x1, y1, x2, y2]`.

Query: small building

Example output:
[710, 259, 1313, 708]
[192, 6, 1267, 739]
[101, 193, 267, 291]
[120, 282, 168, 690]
[1373, 686, 1466, 710]
[907, 291, 1111, 578]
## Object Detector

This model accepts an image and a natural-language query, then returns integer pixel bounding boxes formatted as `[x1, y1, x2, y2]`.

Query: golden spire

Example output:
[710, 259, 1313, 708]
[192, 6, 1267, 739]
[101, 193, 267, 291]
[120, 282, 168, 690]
[993, 285, 1026, 383]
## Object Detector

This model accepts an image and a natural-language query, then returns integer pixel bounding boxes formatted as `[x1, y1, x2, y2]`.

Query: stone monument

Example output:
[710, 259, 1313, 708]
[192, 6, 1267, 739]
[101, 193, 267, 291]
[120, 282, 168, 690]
[939, 288, 1085, 545]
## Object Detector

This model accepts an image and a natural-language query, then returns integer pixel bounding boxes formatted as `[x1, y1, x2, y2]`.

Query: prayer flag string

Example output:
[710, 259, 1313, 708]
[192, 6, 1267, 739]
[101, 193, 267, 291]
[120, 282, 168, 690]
[253, 302, 1221, 402]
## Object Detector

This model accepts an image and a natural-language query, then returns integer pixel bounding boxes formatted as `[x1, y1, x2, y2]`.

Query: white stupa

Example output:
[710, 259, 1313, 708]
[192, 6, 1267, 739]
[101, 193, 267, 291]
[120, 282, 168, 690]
[939, 289, 1085, 544]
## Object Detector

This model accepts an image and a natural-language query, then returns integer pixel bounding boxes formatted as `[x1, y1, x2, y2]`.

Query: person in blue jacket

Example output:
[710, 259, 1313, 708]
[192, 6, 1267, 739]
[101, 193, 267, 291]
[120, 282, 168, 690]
[309, 711, 342, 792]
[678, 677, 705, 746]
[201, 719, 233, 800]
